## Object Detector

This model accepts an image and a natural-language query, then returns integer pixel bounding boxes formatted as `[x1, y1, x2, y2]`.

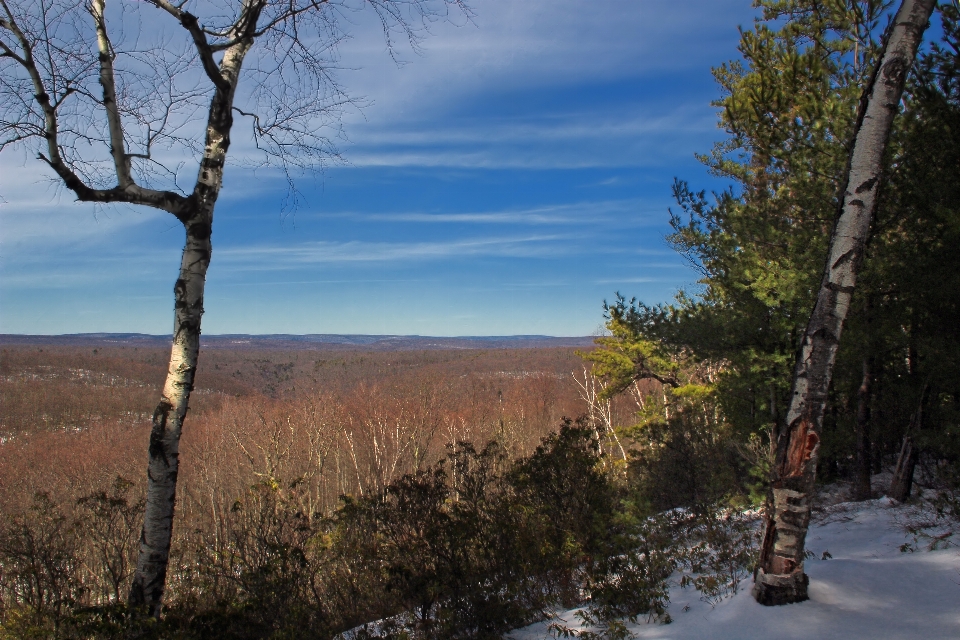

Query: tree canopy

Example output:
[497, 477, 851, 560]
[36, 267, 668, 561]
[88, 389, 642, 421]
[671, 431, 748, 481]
[590, 0, 960, 513]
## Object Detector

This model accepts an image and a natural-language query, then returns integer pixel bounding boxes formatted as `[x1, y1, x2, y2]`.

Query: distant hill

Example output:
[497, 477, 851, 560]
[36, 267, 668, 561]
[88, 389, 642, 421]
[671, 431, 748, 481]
[0, 333, 597, 351]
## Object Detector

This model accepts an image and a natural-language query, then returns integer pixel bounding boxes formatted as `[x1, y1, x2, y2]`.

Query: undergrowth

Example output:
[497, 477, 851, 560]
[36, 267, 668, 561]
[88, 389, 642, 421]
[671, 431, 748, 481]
[1, 421, 759, 639]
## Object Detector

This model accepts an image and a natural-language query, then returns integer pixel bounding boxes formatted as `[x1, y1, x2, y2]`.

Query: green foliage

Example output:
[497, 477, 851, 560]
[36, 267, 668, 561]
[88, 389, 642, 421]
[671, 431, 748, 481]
[548, 611, 638, 640]
[648, 1, 894, 444]
[581, 304, 682, 399]
[175, 475, 327, 640]
[678, 509, 761, 605]
[594, 0, 960, 501]
[344, 440, 532, 638]
[340, 421, 673, 639]
[626, 413, 740, 513]
[739, 432, 775, 506]
[585, 298, 750, 510]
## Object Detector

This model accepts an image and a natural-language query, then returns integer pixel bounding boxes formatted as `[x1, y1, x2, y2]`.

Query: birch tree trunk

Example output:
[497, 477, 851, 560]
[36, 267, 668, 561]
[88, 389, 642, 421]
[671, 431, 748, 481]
[126, 216, 211, 615]
[127, 2, 262, 615]
[752, 0, 936, 606]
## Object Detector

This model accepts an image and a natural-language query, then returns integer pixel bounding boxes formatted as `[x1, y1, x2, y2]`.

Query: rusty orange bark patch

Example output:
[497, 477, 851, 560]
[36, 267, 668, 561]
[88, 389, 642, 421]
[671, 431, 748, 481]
[783, 419, 820, 478]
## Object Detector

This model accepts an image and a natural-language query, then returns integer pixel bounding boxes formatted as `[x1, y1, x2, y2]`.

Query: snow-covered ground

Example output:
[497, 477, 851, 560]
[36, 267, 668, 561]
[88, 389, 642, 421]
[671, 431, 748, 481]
[510, 497, 960, 640]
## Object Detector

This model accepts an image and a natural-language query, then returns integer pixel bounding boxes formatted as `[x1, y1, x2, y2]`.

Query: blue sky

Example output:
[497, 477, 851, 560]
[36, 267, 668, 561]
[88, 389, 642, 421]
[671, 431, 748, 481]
[0, 0, 760, 336]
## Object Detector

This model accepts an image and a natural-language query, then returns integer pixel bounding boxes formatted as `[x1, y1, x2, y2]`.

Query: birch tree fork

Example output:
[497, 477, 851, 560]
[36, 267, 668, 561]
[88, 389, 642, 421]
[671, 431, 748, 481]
[752, 0, 936, 607]
[0, 0, 467, 618]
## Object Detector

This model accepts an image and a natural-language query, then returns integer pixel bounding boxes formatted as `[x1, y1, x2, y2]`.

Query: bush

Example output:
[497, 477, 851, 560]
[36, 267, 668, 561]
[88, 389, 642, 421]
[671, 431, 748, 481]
[0, 493, 82, 639]
[337, 422, 619, 638]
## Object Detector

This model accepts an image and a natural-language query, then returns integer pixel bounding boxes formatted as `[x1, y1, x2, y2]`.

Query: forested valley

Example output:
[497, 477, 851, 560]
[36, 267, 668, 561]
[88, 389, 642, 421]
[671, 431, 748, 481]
[2, 342, 718, 637]
[2, 0, 960, 638]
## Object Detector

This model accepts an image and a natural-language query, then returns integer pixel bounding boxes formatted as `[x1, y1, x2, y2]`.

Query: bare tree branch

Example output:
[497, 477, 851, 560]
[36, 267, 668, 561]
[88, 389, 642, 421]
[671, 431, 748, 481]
[89, 0, 132, 186]
[142, 0, 230, 91]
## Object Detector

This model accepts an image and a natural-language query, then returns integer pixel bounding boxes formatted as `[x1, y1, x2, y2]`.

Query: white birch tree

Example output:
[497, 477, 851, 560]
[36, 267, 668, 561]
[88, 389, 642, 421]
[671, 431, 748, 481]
[752, 0, 937, 606]
[0, 0, 466, 617]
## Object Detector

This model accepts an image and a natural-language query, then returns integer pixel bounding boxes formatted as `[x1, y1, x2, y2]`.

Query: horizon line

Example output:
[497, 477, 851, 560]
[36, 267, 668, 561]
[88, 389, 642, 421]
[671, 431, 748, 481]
[1, 332, 597, 339]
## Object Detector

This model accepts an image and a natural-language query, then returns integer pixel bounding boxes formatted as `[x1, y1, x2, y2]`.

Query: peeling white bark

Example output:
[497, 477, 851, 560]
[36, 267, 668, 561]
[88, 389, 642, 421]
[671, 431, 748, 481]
[127, 1, 264, 617]
[90, 0, 132, 187]
[754, 0, 936, 607]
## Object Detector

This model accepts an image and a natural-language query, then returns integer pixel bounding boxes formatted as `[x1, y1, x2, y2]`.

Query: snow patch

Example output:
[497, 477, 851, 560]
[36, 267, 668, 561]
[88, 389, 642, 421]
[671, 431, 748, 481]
[510, 499, 960, 639]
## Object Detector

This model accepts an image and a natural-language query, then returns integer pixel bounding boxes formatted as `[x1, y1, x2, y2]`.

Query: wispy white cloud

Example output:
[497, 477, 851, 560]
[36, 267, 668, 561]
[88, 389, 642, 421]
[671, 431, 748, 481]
[0, 204, 172, 253]
[347, 108, 716, 147]
[340, 102, 720, 169]
[316, 0, 756, 170]
[0, 161, 185, 254]
[593, 277, 661, 285]
[0, 243, 180, 288]
[314, 199, 666, 226]
[215, 234, 576, 268]
[337, 0, 755, 115]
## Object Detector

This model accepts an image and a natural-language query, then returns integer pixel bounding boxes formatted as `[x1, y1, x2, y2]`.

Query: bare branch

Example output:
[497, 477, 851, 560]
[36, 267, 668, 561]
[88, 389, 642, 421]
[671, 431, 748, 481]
[35, 151, 188, 215]
[89, 0, 132, 186]
[3, 0, 189, 213]
[1, 0, 88, 192]
[251, 0, 330, 38]
[142, 0, 229, 91]
[5, 1, 473, 614]
[0, 33, 28, 66]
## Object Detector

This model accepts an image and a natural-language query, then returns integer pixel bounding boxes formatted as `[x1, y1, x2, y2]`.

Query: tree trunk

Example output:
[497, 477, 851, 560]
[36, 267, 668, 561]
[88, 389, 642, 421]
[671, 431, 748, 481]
[890, 385, 925, 501]
[752, 0, 935, 607]
[854, 354, 874, 500]
[890, 435, 918, 501]
[128, 214, 212, 616]
[127, 6, 259, 613]
[871, 358, 886, 474]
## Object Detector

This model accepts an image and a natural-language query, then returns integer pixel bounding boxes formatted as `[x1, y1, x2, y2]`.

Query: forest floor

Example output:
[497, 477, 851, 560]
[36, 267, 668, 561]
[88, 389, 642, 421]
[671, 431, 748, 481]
[511, 494, 960, 640]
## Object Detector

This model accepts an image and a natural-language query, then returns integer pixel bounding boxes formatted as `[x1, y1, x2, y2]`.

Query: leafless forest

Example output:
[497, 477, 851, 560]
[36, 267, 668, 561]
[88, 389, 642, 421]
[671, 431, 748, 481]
[5, 340, 718, 637]
[1, 341, 637, 539]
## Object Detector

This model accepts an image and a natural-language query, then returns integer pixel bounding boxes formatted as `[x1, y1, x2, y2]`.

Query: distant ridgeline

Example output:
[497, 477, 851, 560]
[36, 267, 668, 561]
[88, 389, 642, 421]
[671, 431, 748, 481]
[0, 333, 596, 351]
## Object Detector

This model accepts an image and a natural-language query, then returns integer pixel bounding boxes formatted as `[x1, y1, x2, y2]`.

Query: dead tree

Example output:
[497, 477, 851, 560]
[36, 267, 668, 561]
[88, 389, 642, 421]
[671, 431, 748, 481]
[752, 0, 936, 607]
[889, 383, 927, 501]
[853, 353, 875, 500]
[0, 0, 467, 617]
